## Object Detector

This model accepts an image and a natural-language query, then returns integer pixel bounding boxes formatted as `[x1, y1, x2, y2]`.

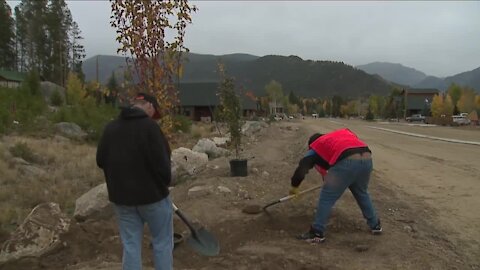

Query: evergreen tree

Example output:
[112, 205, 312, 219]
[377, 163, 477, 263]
[14, 6, 27, 72]
[331, 95, 344, 117]
[0, 0, 15, 69]
[70, 21, 85, 81]
[18, 0, 49, 74]
[46, 0, 72, 85]
[13, 0, 81, 84]
[288, 91, 301, 107]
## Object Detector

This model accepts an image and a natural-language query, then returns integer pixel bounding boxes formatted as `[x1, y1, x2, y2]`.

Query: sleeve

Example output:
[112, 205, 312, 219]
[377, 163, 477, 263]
[291, 150, 330, 187]
[147, 123, 172, 187]
[96, 127, 108, 169]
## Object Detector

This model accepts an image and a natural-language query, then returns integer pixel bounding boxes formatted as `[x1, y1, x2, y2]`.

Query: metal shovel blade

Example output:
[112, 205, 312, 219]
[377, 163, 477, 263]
[172, 202, 220, 256]
[186, 227, 220, 256]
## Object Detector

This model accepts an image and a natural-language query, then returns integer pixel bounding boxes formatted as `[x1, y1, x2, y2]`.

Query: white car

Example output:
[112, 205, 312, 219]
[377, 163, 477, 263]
[452, 115, 470, 125]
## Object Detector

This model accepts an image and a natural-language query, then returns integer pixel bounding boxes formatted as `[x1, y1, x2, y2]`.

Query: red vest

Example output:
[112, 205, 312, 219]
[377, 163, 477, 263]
[310, 128, 367, 166]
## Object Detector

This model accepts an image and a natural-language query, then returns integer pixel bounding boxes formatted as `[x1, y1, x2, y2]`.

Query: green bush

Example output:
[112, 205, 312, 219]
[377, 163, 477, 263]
[365, 107, 374, 121]
[174, 115, 192, 133]
[0, 87, 47, 134]
[51, 99, 119, 142]
[50, 90, 64, 106]
[9, 142, 36, 163]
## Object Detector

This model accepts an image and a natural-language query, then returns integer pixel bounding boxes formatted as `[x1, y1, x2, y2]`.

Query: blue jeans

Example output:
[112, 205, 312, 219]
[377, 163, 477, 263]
[312, 158, 378, 233]
[113, 196, 173, 270]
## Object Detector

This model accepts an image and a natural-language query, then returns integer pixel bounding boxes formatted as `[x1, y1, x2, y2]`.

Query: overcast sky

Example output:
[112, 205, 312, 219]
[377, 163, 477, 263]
[7, 1, 480, 77]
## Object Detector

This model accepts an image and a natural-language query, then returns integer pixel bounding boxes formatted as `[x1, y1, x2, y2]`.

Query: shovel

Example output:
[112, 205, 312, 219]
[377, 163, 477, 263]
[172, 203, 220, 256]
[262, 184, 322, 211]
[242, 184, 323, 214]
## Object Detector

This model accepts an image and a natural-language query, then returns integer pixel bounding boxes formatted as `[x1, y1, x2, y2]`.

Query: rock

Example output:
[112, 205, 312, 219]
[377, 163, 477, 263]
[192, 138, 230, 159]
[355, 245, 369, 252]
[54, 122, 87, 140]
[171, 147, 208, 176]
[403, 225, 413, 233]
[251, 168, 259, 174]
[238, 189, 250, 199]
[40, 81, 66, 104]
[207, 164, 220, 170]
[217, 186, 232, 193]
[18, 165, 47, 178]
[212, 137, 230, 146]
[262, 171, 270, 177]
[188, 186, 212, 198]
[53, 135, 70, 143]
[10, 157, 30, 166]
[171, 160, 179, 185]
[74, 183, 113, 222]
[241, 121, 268, 136]
[0, 202, 70, 264]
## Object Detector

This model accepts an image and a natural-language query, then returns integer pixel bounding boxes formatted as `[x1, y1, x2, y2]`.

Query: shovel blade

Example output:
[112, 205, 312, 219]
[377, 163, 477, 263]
[186, 227, 220, 256]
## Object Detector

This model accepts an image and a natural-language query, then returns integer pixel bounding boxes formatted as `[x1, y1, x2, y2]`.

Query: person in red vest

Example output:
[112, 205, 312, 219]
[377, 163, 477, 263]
[290, 128, 382, 243]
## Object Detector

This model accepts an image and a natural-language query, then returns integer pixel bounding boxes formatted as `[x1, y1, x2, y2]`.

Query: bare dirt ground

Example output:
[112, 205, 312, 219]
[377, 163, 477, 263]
[2, 119, 479, 270]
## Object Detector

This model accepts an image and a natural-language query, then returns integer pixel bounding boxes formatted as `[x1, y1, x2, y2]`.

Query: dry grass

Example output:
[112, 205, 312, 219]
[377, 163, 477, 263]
[0, 122, 226, 237]
[0, 135, 104, 235]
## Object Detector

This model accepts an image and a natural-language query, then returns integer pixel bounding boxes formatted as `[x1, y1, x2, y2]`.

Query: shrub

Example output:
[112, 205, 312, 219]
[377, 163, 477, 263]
[50, 89, 64, 106]
[0, 87, 47, 134]
[174, 115, 192, 133]
[365, 106, 374, 121]
[51, 99, 119, 142]
[9, 142, 36, 163]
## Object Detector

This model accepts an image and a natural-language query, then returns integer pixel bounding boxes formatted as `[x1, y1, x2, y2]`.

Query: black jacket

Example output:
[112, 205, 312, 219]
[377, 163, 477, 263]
[96, 107, 171, 205]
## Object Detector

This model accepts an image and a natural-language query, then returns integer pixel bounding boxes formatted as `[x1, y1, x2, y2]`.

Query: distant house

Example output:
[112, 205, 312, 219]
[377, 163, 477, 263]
[401, 88, 439, 116]
[178, 82, 258, 121]
[0, 70, 26, 88]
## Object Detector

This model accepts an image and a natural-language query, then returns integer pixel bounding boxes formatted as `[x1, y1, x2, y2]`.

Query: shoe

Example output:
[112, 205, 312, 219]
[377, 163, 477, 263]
[297, 227, 325, 243]
[371, 220, 382, 235]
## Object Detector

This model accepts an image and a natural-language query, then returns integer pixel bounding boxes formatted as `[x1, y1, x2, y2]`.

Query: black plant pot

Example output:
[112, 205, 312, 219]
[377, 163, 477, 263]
[229, 159, 248, 177]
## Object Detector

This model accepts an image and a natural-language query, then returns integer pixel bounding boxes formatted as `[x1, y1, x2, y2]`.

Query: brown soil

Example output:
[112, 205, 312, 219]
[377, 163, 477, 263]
[2, 119, 479, 270]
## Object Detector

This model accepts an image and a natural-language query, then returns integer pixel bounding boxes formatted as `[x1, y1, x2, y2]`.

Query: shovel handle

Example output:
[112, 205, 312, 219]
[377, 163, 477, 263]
[263, 184, 322, 210]
[172, 203, 197, 237]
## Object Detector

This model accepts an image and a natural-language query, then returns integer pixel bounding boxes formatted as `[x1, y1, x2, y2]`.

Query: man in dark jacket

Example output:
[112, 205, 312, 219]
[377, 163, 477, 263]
[289, 128, 382, 243]
[97, 93, 173, 270]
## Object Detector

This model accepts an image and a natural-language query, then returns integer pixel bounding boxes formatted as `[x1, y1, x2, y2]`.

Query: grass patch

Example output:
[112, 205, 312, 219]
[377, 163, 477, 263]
[0, 136, 104, 236]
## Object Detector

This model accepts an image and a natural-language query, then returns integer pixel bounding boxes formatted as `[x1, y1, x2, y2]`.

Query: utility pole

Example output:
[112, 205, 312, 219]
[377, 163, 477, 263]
[96, 55, 99, 82]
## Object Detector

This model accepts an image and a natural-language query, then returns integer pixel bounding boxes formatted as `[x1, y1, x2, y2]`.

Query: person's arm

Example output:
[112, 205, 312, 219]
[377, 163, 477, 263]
[96, 127, 109, 169]
[291, 150, 329, 187]
[147, 123, 172, 187]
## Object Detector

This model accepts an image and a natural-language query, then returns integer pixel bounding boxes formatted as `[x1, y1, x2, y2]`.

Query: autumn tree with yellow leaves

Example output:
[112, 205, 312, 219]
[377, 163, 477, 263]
[110, 0, 197, 135]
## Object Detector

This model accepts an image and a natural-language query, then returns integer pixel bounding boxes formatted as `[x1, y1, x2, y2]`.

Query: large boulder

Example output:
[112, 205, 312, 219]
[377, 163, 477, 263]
[241, 121, 268, 136]
[74, 183, 113, 222]
[212, 137, 230, 146]
[54, 122, 87, 140]
[17, 164, 47, 178]
[0, 203, 70, 264]
[171, 147, 208, 176]
[40, 81, 66, 104]
[192, 138, 230, 159]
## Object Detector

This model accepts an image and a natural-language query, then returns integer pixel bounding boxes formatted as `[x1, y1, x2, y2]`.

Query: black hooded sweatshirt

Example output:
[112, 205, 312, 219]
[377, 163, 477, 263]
[96, 107, 171, 205]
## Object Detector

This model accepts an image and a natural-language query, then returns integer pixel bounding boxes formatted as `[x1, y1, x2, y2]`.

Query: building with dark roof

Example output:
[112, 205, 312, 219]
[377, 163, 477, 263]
[178, 82, 258, 121]
[401, 88, 439, 116]
[0, 70, 26, 88]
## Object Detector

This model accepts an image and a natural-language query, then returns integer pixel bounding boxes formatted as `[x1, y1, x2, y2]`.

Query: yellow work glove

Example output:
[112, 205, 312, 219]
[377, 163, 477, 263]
[289, 186, 300, 196]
